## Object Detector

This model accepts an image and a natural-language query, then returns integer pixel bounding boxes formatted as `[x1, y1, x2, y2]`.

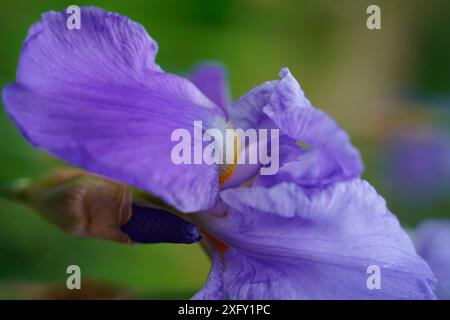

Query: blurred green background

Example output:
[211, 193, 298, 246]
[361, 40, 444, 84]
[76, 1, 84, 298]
[0, 0, 449, 299]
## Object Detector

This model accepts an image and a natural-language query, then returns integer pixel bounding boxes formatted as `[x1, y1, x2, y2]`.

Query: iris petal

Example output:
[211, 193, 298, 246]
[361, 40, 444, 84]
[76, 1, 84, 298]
[191, 252, 225, 300]
[194, 180, 436, 299]
[413, 220, 450, 299]
[230, 68, 363, 187]
[3, 7, 224, 212]
[190, 63, 231, 114]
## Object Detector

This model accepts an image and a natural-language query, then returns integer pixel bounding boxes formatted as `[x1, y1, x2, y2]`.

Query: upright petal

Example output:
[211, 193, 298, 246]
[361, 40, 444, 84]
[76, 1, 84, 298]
[190, 63, 231, 114]
[3, 7, 225, 212]
[195, 180, 436, 299]
[229, 68, 363, 187]
[228, 80, 277, 130]
[413, 220, 450, 299]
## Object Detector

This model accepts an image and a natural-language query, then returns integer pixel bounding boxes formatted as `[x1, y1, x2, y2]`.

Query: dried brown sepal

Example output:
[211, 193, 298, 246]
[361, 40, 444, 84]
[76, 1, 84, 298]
[14, 168, 133, 243]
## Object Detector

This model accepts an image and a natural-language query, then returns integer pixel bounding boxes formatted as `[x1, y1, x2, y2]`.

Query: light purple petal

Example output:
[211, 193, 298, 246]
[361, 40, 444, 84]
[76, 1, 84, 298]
[3, 7, 225, 212]
[413, 220, 450, 299]
[230, 68, 363, 187]
[196, 180, 436, 299]
[190, 63, 231, 114]
[256, 148, 356, 188]
[229, 80, 278, 130]
[192, 252, 225, 300]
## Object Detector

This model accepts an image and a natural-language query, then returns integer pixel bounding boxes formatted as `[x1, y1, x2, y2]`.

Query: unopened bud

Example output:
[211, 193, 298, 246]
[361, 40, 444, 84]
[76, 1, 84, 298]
[9, 168, 133, 243]
[2, 168, 201, 245]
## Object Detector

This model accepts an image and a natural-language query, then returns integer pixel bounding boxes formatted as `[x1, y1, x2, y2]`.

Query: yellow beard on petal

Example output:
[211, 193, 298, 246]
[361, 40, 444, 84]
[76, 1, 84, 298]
[218, 126, 240, 186]
[219, 162, 237, 185]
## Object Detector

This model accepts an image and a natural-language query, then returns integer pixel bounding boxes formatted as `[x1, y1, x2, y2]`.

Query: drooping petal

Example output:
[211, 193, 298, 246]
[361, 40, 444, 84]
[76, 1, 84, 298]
[3, 7, 225, 212]
[121, 204, 201, 244]
[190, 63, 231, 114]
[196, 180, 436, 299]
[229, 68, 363, 187]
[191, 252, 225, 300]
[413, 220, 450, 299]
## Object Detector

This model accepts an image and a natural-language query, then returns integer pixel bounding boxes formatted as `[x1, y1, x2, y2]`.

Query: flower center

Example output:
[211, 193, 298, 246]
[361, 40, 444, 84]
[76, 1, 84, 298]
[202, 229, 229, 253]
[218, 124, 240, 185]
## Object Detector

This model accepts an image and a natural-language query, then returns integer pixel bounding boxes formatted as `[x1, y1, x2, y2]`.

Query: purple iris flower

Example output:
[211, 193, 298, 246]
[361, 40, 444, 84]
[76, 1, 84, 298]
[412, 220, 450, 300]
[383, 127, 450, 199]
[2, 7, 436, 299]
